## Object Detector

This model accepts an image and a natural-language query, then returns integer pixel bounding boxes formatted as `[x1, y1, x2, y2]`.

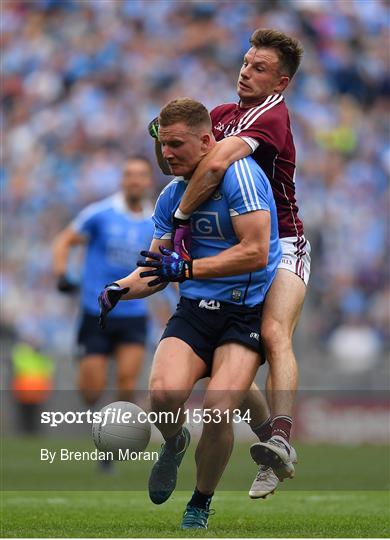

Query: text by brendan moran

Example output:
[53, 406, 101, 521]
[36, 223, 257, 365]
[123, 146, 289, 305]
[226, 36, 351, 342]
[41, 448, 159, 463]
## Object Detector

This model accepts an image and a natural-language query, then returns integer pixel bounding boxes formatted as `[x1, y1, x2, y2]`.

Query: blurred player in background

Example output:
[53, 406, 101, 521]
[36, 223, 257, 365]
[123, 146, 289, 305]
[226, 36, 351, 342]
[150, 28, 309, 497]
[98, 98, 281, 529]
[52, 155, 154, 420]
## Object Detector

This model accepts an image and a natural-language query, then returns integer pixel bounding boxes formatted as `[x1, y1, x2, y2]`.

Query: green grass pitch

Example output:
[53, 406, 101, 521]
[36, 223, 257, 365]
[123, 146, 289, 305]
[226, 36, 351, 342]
[2, 490, 389, 537]
[1, 437, 389, 537]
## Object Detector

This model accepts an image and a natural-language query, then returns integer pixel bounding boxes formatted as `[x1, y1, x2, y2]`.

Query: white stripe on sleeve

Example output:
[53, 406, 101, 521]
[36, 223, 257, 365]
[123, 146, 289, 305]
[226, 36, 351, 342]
[243, 158, 261, 209]
[238, 159, 256, 211]
[234, 161, 251, 212]
[240, 136, 259, 152]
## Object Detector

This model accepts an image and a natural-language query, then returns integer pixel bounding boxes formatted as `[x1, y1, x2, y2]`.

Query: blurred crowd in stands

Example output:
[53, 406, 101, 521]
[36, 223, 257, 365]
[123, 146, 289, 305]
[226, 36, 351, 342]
[3, 0, 389, 377]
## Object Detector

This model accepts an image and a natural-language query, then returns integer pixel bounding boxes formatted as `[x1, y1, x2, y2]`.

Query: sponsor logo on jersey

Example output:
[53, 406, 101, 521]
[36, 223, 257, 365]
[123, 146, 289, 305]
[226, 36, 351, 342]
[231, 289, 242, 302]
[214, 121, 225, 132]
[199, 299, 221, 310]
[192, 211, 224, 239]
[250, 332, 260, 341]
[281, 257, 293, 265]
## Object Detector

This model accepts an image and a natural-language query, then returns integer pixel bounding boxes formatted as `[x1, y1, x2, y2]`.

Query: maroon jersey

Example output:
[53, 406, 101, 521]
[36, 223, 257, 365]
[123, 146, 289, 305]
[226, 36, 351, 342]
[211, 94, 304, 238]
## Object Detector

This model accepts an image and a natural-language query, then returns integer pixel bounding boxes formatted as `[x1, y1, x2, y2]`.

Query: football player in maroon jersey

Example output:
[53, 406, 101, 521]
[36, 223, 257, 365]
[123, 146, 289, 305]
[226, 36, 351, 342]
[150, 28, 310, 499]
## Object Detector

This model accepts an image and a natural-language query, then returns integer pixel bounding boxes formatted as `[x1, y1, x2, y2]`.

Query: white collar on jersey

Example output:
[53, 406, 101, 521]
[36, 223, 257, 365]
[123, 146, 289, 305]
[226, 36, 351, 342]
[111, 192, 153, 219]
[173, 176, 189, 184]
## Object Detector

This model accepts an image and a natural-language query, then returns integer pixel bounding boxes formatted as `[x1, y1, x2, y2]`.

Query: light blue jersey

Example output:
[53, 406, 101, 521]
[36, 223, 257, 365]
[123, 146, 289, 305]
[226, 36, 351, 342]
[153, 157, 281, 307]
[72, 193, 154, 317]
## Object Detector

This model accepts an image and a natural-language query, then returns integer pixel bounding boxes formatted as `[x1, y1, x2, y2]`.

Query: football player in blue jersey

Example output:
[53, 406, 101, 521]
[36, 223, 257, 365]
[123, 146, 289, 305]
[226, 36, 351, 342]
[98, 98, 281, 528]
[52, 155, 154, 415]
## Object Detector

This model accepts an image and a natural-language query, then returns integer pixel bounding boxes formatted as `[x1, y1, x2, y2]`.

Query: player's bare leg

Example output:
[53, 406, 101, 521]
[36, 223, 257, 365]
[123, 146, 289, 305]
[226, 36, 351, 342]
[262, 271, 304, 417]
[78, 355, 111, 472]
[78, 355, 108, 405]
[196, 344, 260, 492]
[250, 269, 305, 481]
[148, 337, 207, 504]
[182, 343, 260, 529]
[240, 382, 270, 427]
[149, 337, 206, 438]
[115, 343, 145, 403]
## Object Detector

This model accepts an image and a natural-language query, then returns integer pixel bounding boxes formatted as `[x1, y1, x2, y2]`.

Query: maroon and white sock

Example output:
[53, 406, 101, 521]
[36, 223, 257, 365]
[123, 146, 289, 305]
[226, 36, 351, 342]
[251, 416, 272, 442]
[271, 415, 293, 443]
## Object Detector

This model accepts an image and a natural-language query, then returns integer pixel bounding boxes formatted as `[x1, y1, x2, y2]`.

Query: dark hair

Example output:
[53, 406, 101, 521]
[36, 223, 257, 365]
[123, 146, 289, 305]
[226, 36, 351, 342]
[159, 98, 211, 130]
[125, 154, 153, 168]
[250, 28, 303, 79]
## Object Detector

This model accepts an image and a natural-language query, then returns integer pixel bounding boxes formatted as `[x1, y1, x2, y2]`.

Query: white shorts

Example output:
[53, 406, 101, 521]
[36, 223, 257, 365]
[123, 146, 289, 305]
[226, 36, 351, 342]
[278, 236, 311, 286]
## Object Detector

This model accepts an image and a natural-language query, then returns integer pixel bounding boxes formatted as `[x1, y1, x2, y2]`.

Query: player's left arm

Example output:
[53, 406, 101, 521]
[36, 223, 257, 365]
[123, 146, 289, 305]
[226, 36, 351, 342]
[107, 237, 173, 300]
[97, 238, 172, 329]
[192, 210, 269, 278]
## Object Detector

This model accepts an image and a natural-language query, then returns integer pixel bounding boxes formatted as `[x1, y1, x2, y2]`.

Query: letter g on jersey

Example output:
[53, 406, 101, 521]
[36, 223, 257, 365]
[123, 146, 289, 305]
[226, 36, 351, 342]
[195, 218, 213, 235]
[192, 212, 224, 239]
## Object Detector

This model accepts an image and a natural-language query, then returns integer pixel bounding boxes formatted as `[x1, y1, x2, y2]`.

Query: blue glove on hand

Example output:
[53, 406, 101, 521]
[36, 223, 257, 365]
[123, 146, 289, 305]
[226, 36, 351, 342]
[137, 246, 193, 287]
[98, 283, 129, 329]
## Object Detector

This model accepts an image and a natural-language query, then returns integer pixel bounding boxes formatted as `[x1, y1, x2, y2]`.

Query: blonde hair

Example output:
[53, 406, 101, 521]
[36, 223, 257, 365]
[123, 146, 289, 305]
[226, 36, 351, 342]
[159, 98, 211, 131]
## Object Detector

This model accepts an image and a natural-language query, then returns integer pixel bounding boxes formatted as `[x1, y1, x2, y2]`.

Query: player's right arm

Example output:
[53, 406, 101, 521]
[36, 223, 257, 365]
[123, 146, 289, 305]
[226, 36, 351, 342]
[170, 136, 252, 257]
[176, 136, 252, 216]
[177, 99, 287, 217]
[152, 134, 251, 206]
[52, 227, 86, 292]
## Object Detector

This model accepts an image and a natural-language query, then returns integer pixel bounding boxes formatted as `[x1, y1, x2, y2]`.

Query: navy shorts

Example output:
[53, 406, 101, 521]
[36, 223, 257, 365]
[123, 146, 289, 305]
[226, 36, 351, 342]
[76, 311, 147, 357]
[160, 297, 265, 374]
